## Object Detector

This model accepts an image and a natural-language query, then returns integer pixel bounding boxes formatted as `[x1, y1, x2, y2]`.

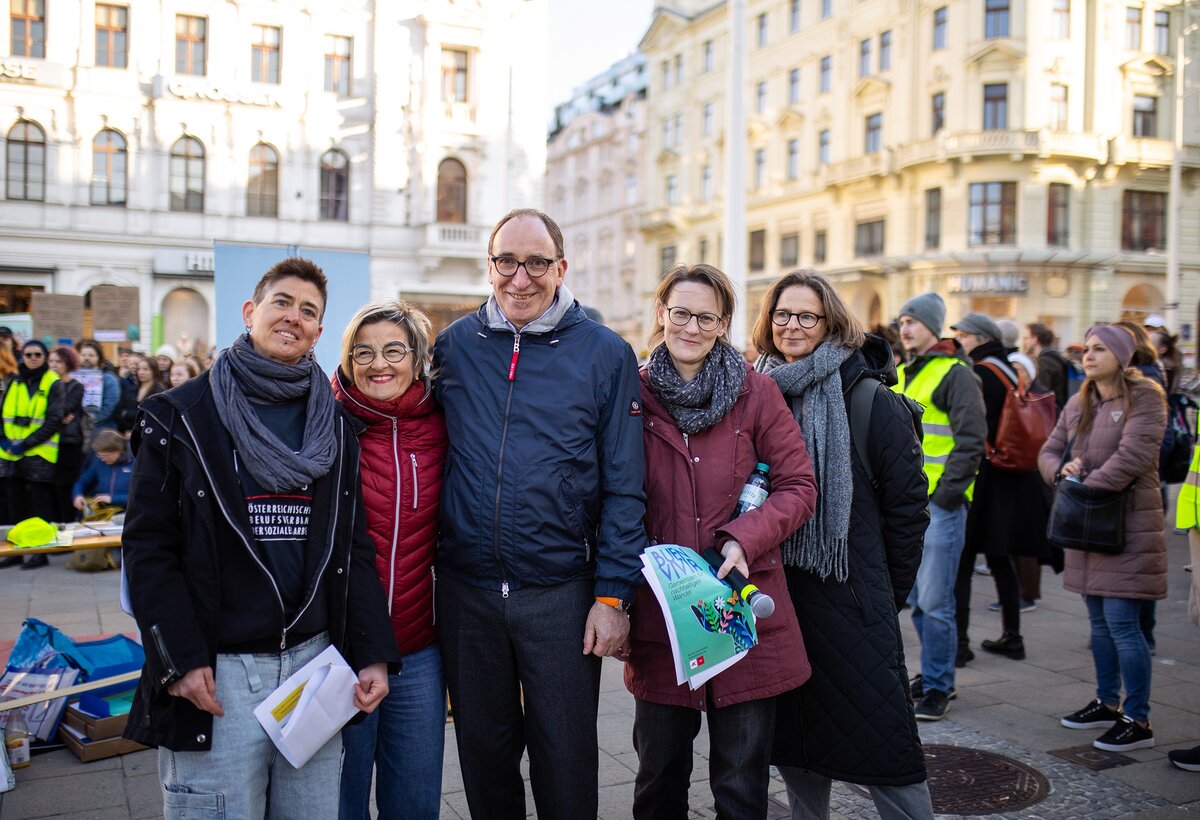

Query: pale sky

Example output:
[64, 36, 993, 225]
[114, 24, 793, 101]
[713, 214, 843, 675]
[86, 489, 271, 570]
[547, 0, 656, 109]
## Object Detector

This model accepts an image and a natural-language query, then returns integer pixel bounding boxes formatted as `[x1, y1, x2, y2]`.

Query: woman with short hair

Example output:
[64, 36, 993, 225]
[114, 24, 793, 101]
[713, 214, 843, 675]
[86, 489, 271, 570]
[624, 263, 817, 818]
[333, 300, 448, 820]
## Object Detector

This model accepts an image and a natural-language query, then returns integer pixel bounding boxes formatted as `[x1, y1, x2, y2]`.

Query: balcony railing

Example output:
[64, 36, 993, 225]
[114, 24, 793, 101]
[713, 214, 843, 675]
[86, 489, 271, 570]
[894, 129, 1110, 170]
[1109, 136, 1200, 168]
[424, 223, 484, 256]
[824, 151, 890, 186]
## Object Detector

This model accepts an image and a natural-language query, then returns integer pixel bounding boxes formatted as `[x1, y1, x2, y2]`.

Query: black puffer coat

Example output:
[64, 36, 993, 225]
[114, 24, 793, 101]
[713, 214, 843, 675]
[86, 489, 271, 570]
[772, 335, 930, 785]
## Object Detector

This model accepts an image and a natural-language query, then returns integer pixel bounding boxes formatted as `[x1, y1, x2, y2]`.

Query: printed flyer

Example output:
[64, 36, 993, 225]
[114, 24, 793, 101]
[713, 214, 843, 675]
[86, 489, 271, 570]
[640, 544, 758, 689]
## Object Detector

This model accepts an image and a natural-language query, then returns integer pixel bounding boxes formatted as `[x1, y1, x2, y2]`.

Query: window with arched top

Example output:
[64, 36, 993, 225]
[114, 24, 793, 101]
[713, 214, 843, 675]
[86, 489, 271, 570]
[169, 136, 205, 212]
[91, 129, 127, 205]
[436, 158, 467, 223]
[319, 149, 349, 221]
[247, 142, 279, 217]
[6, 120, 45, 201]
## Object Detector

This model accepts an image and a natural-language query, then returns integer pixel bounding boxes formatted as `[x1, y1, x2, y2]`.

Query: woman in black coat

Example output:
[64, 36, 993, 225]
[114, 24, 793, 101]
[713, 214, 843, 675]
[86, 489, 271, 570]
[754, 271, 933, 818]
[49, 346, 86, 523]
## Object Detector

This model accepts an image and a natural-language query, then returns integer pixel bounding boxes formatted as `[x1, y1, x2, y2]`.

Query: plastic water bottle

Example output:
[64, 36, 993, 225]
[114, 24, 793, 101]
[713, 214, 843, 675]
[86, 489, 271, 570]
[733, 463, 770, 517]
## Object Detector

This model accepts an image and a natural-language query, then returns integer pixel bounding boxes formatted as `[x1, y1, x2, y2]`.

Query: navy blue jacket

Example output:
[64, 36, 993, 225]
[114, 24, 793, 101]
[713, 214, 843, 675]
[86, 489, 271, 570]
[72, 451, 135, 506]
[432, 301, 647, 601]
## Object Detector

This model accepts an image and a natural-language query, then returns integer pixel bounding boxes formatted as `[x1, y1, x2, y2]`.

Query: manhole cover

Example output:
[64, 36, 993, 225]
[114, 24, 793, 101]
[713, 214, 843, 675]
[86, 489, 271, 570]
[1048, 743, 1137, 771]
[921, 744, 1050, 814]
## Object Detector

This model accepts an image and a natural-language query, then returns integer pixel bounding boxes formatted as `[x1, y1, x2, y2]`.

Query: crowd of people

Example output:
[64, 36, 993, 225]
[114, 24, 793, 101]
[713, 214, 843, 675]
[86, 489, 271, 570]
[0, 333, 209, 568]
[6, 207, 1194, 818]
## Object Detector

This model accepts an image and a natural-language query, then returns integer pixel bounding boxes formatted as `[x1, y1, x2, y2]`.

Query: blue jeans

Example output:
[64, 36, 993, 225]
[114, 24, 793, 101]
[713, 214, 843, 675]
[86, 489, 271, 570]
[1085, 595, 1152, 723]
[908, 501, 968, 695]
[339, 644, 445, 820]
[158, 633, 341, 819]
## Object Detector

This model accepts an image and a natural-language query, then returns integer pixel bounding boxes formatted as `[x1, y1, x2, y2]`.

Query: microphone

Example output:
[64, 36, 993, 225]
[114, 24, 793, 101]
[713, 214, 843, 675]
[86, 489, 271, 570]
[702, 547, 775, 619]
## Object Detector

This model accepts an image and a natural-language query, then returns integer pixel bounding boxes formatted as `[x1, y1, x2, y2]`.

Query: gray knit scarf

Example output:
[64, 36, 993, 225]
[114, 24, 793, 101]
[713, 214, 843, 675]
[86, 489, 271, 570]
[646, 341, 746, 435]
[208, 333, 337, 493]
[756, 342, 853, 580]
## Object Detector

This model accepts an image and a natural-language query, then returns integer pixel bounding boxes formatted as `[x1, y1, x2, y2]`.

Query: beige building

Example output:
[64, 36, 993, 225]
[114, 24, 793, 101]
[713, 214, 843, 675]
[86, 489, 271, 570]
[638, 0, 1200, 351]
[547, 55, 649, 351]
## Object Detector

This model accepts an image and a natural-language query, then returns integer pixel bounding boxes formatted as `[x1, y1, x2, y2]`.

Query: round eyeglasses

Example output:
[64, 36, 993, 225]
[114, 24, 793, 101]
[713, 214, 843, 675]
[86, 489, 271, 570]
[666, 307, 723, 332]
[490, 255, 559, 278]
[771, 310, 826, 329]
[22, 350, 43, 359]
[351, 343, 412, 366]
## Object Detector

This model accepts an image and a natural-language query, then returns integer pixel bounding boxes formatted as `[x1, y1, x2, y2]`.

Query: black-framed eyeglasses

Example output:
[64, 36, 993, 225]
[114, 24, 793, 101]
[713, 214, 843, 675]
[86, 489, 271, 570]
[490, 255, 559, 278]
[351, 343, 412, 366]
[22, 350, 43, 359]
[771, 310, 826, 329]
[666, 306, 723, 332]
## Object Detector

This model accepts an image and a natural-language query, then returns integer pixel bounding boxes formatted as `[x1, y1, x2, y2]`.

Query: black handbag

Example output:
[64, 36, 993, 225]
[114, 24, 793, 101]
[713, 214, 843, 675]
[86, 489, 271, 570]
[1045, 436, 1129, 555]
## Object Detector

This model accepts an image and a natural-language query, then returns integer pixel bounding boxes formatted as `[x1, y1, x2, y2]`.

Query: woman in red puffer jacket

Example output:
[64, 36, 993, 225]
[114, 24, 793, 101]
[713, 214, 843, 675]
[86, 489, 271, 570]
[332, 300, 448, 820]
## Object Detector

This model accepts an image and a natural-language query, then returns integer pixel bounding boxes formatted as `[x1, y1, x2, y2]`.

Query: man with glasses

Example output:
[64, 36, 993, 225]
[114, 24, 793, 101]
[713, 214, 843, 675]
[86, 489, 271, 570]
[432, 208, 646, 819]
[0, 340, 65, 568]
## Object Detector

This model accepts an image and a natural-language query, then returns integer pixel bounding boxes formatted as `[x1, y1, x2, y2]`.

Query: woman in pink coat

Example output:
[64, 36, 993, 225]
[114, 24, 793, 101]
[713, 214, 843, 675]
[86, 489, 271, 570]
[624, 263, 817, 819]
[1039, 324, 1166, 753]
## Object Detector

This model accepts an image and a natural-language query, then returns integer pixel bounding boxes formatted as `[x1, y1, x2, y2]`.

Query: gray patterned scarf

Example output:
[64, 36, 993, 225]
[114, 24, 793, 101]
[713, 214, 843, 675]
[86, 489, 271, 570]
[645, 341, 746, 435]
[208, 333, 337, 493]
[756, 342, 853, 580]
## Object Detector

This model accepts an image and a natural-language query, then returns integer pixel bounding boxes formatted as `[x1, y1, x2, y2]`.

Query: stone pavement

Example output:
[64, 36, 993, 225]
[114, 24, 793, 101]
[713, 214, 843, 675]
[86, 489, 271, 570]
[0, 519, 1197, 818]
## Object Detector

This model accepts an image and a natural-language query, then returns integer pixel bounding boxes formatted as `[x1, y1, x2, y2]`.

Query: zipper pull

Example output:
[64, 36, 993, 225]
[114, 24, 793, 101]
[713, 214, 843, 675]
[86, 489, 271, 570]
[280, 629, 287, 651]
[501, 581, 510, 598]
[507, 334, 521, 381]
[410, 452, 419, 510]
[392, 418, 397, 432]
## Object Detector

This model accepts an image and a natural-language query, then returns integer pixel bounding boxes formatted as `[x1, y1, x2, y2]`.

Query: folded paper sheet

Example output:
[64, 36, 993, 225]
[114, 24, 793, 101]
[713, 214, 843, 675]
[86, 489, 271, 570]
[253, 645, 359, 769]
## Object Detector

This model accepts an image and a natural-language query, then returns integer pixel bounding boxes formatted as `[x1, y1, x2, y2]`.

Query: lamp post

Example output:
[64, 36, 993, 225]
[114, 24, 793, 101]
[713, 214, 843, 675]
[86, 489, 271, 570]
[1167, 16, 1198, 333]
[724, 0, 748, 350]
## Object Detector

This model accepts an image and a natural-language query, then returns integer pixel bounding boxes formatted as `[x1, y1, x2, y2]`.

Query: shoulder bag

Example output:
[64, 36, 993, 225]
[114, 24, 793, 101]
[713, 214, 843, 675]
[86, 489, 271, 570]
[1045, 435, 1129, 555]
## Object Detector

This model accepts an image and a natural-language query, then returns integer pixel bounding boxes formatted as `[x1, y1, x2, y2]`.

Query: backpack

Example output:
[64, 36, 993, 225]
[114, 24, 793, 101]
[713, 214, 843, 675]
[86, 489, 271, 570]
[849, 376, 924, 490]
[1161, 393, 1196, 484]
[978, 360, 1058, 472]
[113, 375, 138, 433]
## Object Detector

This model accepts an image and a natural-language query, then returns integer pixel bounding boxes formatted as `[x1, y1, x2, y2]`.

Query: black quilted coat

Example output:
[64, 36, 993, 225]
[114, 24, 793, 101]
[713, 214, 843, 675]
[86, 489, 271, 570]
[772, 336, 931, 785]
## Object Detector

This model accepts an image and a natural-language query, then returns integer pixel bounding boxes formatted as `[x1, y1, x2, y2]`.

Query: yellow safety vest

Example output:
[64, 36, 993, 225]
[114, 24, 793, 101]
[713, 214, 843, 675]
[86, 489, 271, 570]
[1176, 444, 1200, 530]
[1, 370, 60, 464]
[894, 356, 974, 501]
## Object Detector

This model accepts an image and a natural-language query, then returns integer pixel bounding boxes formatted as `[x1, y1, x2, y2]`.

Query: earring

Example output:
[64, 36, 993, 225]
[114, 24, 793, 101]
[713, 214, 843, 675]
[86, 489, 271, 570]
[244, 325, 251, 333]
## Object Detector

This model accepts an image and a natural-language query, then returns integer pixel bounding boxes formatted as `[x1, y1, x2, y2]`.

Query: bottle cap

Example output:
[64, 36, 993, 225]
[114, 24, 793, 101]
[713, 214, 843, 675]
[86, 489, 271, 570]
[756, 462, 769, 473]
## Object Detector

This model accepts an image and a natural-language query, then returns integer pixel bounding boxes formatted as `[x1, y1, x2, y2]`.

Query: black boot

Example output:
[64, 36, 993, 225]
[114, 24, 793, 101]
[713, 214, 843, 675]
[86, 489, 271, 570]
[0, 555, 23, 568]
[956, 639, 975, 668]
[981, 632, 1026, 660]
[20, 554, 48, 570]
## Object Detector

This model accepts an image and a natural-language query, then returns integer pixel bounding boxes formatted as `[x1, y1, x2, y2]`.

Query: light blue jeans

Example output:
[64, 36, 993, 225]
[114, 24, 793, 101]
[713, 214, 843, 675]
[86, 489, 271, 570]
[779, 766, 934, 820]
[339, 644, 445, 820]
[908, 501, 968, 695]
[158, 632, 342, 819]
[1085, 595, 1152, 723]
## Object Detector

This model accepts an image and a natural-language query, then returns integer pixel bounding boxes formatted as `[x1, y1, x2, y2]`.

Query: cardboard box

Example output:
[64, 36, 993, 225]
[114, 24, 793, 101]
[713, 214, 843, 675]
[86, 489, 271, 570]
[61, 703, 129, 741]
[58, 721, 147, 762]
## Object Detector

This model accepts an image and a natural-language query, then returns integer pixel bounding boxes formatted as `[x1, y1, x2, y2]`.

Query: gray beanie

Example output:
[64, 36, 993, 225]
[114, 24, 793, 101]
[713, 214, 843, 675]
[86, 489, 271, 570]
[996, 319, 1020, 349]
[898, 292, 946, 338]
[951, 312, 1004, 344]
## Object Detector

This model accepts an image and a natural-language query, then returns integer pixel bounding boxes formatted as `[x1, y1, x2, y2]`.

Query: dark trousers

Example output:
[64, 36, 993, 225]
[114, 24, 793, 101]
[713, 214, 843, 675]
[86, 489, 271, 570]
[437, 573, 601, 820]
[4, 476, 55, 525]
[1014, 556, 1041, 601]
[956, 551, 1021, 640]
[632, 695, 776, 820]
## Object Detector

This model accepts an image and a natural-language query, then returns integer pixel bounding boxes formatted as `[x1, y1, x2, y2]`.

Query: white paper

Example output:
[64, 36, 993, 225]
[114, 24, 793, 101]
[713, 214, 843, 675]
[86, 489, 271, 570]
[252, 645, 359, 769]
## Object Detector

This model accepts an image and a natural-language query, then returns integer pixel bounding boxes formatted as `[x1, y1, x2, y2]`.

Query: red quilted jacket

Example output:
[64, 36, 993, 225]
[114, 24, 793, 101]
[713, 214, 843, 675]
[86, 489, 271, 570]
[333, 372, 448, 655]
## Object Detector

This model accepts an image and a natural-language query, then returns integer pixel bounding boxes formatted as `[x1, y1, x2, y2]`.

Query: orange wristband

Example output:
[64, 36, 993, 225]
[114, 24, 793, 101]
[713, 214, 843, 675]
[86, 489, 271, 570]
[595, 596, 622, 608]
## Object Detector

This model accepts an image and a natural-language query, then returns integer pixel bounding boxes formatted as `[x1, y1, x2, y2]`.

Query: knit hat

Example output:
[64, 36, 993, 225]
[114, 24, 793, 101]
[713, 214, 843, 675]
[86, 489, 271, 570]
[1085, 325, 1136, 368]
[951, 312, 1003, 343]
[996, 319, 1020, 349]
[898, 292, 946, 338]
[154, 343, 180, 363]
[1007, 351, 1037, 383]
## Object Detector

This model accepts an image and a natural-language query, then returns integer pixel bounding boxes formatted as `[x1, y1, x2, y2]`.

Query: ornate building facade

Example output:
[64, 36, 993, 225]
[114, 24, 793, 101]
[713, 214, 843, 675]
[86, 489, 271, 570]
[638, 0, 1200, 349]
[0, 0, 547, 351]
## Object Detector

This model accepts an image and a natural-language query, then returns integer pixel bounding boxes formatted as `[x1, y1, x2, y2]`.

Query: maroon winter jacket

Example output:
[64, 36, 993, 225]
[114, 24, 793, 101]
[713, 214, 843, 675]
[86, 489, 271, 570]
[333, 372, 448, 655]
[625, 365, 817, 710]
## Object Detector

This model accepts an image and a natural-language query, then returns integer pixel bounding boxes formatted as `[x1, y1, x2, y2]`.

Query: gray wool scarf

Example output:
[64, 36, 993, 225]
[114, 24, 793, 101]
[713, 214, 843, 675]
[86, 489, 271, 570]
[645, 341, 746, 435]
[208, 333, 337, 493]
[756, 343, 853, 580]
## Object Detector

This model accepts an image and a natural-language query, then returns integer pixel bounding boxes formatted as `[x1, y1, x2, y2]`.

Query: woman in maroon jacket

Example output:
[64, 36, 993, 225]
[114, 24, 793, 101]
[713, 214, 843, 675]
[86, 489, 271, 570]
[333, 300, 448, 820]
[624, 264, 817, 819]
